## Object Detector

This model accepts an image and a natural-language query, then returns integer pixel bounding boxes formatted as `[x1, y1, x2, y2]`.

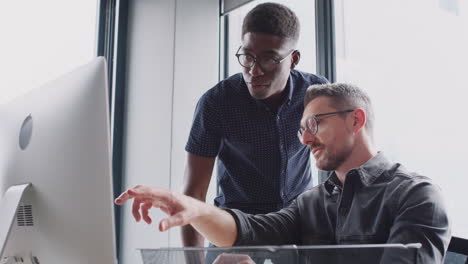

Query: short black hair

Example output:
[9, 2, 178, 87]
[242, 3, 300, 44]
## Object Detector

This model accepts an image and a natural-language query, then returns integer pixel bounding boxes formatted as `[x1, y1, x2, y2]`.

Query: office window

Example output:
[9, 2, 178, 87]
[335, 0, 468, 238]
[224, 0, 316, 77]
[0, 1, 97, 104]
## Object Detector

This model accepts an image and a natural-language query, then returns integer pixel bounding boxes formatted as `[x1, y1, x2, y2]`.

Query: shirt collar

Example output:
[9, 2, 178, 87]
[355, 151, 394, 186]
[286, 71, 294, 102]
[324, 152, 393, 194]
[324, 172, 342, 195]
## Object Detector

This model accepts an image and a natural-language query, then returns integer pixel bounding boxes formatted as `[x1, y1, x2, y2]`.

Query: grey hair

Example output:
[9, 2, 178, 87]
[304, 83, 375, 135]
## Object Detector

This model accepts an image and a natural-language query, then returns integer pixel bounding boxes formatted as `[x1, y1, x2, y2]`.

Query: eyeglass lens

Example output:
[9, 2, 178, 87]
[237, 54, 277, 71]
[306, 117, 318, 135]
[297, 117, 317, 143]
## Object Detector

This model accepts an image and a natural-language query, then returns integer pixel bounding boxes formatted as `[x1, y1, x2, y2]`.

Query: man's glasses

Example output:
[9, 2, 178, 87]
[235, 46, 296, 72]
[297, 109, 355, 141]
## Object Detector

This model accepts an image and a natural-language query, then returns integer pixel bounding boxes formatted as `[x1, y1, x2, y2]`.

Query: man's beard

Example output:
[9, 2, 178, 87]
[314, 145, 353, 171]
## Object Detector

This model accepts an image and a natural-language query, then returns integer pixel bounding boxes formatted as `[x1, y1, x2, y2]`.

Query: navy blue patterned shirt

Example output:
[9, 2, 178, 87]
[186, 70, 328, 214]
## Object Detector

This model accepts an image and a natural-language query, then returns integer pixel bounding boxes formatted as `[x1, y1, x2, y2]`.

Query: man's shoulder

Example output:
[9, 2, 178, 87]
[383, 164, 442, 201]
[295, 185, 324, 204]
[290, 69, 328, 86]
[199, 73, 245, 102]
[389, 164, 433, 185]
[209, 73, 244, 94]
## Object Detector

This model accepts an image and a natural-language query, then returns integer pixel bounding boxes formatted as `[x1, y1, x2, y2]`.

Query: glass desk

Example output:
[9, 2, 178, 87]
[139, 243, 421, 264]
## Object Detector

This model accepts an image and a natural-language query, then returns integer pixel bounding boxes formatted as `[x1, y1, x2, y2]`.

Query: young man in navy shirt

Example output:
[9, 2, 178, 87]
[183, 3, 327, 247]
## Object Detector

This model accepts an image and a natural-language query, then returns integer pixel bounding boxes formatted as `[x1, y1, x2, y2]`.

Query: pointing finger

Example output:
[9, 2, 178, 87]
[114, 188, 140, 205]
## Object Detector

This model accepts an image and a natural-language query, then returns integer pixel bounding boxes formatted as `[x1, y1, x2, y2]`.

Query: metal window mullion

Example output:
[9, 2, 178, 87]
[315, 0, 336, 83]
[96, 0, 128, 261]
[111, 0, 129, 261]
[97, 0, 116, 105]
[315, 0, 336, 183]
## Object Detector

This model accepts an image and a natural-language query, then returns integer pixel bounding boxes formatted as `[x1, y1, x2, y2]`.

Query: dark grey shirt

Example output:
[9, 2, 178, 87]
[227, 153, 451, 263]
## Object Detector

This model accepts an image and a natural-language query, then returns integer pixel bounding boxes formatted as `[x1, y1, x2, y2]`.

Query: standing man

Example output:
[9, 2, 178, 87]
[183, 3, 327, 247]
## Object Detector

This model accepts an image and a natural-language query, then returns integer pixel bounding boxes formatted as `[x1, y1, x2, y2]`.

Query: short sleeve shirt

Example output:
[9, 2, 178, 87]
[185, 70, 328, 214]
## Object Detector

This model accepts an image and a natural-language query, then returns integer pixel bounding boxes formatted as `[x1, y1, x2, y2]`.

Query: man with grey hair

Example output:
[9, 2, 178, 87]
[116, 83, 450, 263]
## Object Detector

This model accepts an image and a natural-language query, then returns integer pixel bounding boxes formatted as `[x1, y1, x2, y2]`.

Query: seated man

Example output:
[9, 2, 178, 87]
[115, 83, 450, 263]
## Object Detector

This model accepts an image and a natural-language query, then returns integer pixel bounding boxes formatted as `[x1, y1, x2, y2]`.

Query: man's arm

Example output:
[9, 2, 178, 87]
[383, 179, 450, 264]
[115, 185, 237, 247]
[181, 153, 216, 247]
[227, 200, 301, 246]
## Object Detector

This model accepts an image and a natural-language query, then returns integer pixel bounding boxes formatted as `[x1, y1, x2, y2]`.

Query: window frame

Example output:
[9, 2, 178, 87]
[96, 0, 129, 259]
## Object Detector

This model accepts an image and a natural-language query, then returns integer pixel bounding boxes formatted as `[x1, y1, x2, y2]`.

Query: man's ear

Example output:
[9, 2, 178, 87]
[291, 50, 301, 69]
[352, 109, 366, 133]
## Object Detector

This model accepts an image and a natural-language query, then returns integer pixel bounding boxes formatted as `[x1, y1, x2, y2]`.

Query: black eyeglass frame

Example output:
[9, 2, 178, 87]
[298, 109, 355, 138]
[235, 46, 296, 71]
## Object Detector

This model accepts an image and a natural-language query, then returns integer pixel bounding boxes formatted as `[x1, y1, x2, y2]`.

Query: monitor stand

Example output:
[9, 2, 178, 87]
[0, 183, 32, 259]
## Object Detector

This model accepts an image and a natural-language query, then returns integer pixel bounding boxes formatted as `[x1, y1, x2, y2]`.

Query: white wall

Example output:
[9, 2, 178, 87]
[334, 0, 468, 238]
[0, 1, 96, 104]
[120, 0, 219, 263]
[170, 0, 220, 247]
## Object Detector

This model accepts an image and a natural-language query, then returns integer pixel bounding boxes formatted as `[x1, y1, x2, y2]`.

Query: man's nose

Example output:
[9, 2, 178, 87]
[300, 130, 316, 145]
[248, 62, 264, 76]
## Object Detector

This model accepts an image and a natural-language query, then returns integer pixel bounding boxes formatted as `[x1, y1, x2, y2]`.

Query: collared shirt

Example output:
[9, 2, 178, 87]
[227, 153, 451, 263]
[185, 70, 327, 214]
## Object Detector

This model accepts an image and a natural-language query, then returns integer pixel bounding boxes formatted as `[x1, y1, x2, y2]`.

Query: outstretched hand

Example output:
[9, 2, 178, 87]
[115, 185, 201, 232]
[115, 184, 238, 247]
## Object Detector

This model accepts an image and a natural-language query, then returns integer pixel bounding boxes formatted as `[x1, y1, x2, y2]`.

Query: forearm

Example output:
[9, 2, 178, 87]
[181, 187, 207, 248]
[191, 203, 238, 247]
[182, 153, 216, 246]
[226, 206, 300, 246]
[181, 225, 205, 247]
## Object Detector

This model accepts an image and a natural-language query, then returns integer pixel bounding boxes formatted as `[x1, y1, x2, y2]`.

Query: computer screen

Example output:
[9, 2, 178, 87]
[0, 57, 117, 263]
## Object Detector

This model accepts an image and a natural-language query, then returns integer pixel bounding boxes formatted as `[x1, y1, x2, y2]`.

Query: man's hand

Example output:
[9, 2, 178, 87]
[115, 185, 201, 232]
[212, 253, 256, 264]
[115, 185, 238, 247]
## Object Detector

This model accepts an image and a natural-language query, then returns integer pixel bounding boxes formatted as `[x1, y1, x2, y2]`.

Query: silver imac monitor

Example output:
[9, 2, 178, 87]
[0, 57, 117, 264]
